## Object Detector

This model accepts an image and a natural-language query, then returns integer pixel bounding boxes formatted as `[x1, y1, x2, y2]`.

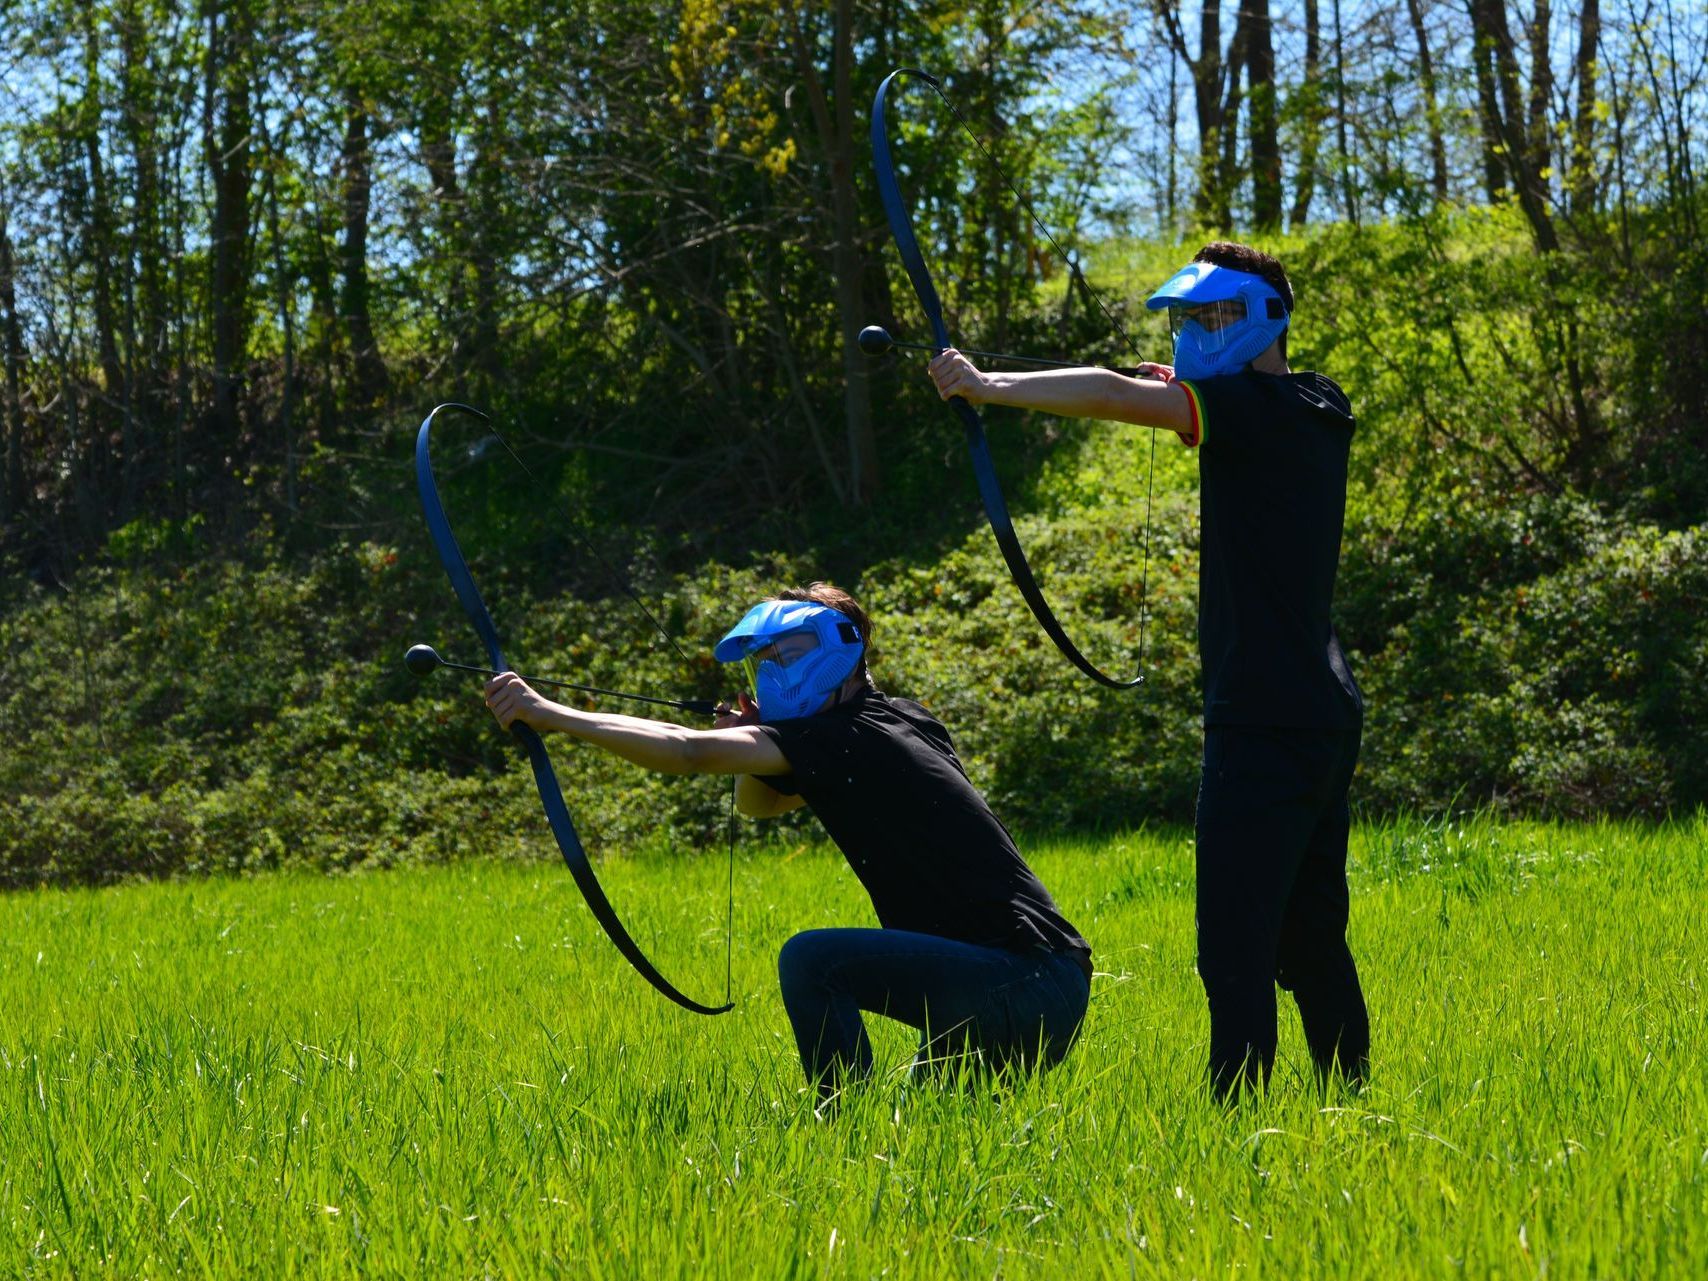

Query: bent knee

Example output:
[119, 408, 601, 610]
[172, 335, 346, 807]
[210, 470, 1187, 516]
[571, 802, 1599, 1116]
[777, 929, 842, 991]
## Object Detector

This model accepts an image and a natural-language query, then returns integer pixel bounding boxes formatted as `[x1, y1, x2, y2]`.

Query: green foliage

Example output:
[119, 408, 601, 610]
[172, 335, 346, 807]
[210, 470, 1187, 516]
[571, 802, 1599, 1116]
[2, 822, 1704, 1275]
[4, 437, 1706, 885]
[4, 209, 1706, 884]
[1341, 498, 1707, 818]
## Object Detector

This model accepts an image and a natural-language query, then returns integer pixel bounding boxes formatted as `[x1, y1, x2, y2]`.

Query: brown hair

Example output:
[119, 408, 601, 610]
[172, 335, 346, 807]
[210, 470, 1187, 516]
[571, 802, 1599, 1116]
[774, 582, 873, 686]
[1192, 241, 1293, 360]
[1192, 241, 1293, 312]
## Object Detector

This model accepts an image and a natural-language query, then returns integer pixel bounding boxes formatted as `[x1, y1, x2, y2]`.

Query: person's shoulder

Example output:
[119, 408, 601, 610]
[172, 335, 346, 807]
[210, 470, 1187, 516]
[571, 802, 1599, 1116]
[780, 688, 892, 737]
[1279, 371, 1354, 422]
[1179, 370, 1270, 413]
[875, 693, 960, 749]
[874, 692, 937, 724]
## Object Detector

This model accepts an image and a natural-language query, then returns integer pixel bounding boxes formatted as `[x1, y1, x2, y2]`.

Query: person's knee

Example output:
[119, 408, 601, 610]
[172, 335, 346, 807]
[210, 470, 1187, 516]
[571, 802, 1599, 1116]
[1196, 944, 1272, 1001]
[777, 929, 840, 1000]
[1275, 936, 1355, 993]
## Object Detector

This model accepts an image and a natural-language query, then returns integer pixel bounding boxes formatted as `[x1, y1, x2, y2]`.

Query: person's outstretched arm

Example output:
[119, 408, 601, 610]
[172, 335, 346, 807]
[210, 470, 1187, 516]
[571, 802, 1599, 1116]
[485, 672, 789, 777]
[928, 350, 1196, 438]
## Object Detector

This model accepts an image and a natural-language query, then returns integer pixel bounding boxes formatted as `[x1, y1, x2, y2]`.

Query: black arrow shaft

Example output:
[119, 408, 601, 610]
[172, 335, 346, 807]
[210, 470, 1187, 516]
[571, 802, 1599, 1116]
[886, 335, 1083, 369]
[437, 657, 717, 716]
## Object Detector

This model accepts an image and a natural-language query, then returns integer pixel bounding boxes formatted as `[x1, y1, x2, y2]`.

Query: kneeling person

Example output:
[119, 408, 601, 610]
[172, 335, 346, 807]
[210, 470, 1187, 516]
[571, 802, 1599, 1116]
[485, 583, 1091, 1102]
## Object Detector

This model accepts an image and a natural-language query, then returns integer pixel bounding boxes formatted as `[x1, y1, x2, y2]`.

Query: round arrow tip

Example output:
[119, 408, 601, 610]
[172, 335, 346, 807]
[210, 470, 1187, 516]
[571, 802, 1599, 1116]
[404, 644, 442, 676]
[857, 325, 893, 357]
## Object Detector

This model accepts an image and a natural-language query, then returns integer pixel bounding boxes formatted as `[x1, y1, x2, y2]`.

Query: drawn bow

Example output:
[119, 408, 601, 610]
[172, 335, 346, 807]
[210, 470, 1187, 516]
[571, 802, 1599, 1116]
[415, 402, 733, 1015]
[870, 67, 1156, 690]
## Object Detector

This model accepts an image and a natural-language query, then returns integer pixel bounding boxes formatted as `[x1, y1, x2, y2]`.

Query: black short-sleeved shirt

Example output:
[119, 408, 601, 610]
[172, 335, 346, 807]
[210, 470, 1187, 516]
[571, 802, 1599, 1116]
[755, 690, 1091, 970]
[1176, 371, 1365, 728]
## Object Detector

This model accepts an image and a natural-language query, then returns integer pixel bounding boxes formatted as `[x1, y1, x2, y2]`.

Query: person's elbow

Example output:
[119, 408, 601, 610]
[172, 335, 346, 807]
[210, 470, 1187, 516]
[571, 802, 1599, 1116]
[735, 787, 779, 819]
[734, 773, 798, 818]
[1107, 377, 1189, 433]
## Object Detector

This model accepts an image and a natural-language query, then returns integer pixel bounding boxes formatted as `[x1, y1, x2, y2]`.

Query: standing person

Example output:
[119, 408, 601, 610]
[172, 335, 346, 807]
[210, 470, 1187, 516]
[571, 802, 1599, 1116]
[927, 241, 1367, 1099]
[484, 583, 1091, 1105]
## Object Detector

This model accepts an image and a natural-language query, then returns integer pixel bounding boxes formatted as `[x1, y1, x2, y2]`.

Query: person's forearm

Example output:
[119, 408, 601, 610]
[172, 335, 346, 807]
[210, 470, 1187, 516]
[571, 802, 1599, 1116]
[975, 367, 1189, 433]
[528, 702, 705, 773]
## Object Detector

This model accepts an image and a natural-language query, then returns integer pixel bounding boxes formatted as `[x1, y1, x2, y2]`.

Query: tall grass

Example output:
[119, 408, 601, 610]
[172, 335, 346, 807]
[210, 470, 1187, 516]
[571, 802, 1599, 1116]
[3, 816, 1704, 1276]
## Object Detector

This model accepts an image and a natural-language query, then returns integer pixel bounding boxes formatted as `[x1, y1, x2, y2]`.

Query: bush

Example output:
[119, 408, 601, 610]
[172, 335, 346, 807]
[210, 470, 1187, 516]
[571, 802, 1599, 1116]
[1349, 510, 1706, 817]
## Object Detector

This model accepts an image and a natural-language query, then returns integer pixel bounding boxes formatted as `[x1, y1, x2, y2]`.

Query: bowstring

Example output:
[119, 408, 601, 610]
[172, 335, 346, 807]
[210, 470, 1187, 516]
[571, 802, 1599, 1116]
[473, 417, 736, 1002]
[726, 775, 736, 1006]
[923, 79, 1160, 678]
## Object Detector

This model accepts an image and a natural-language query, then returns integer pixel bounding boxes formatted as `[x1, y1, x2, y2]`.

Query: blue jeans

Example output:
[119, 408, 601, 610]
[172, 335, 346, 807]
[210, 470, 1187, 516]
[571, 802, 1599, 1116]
[777, 928, 1090, 1100]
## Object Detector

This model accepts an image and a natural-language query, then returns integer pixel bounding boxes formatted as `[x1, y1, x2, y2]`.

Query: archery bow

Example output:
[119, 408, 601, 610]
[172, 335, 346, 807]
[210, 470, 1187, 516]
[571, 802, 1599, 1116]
[415, 402, 733, 1015]
[870, 67, 1158, 690]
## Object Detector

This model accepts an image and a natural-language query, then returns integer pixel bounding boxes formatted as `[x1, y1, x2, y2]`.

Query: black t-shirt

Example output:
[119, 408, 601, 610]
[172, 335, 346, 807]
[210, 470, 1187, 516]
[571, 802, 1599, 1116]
[1177, 370, 1364, 728]
[755, 690, 1091, 969]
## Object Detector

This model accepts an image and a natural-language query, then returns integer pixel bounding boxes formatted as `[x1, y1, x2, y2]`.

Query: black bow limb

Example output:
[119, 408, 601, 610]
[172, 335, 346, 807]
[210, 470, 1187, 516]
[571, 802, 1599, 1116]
[870, 68, 1153, 690]
[415, 402, 734, 1016]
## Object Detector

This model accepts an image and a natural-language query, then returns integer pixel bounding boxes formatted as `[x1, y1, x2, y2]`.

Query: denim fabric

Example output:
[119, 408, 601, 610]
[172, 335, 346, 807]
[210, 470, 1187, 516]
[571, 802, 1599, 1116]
[777, 928, 1089, 1100]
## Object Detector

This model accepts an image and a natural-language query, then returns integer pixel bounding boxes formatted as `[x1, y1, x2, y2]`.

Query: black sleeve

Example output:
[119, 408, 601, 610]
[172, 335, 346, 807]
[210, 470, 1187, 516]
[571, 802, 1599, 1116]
[759, 718, 841, 780]
[1182, 373, 1265, 456]
[752, 720, 825, 794]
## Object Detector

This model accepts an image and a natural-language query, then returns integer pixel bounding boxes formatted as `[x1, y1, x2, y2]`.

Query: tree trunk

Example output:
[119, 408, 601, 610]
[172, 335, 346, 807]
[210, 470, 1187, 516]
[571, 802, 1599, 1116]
[1404, 0, 1449, 203]
[419, 91, 474, 399]
[1155, 2, 1239, 229]
[829, 0, 876, 503]
[1569, 0, 1601, 213]
[0, 203, 23, 526]
[789, 0, 877, 504]
[1216, 13, 1248, 231]
[1468, 0, 1506, 200]
[468, 98, 504, 397]
[1188, 1, 1224, 227]
[1470, 0, 1558, 251]
[1246, 0, 1280, 230]
[340, 89, 388, 411]
[204, 0, 254, 447]
[1167, 38, 1181, 230]
[1527, 1, 1553, 184]
[257, 103, 298, 516]
[1289, 0, 1321, 227]
[1332, 0, 1358, 225]
[119, 0, 169, 460]
[82, 9, 125, 412]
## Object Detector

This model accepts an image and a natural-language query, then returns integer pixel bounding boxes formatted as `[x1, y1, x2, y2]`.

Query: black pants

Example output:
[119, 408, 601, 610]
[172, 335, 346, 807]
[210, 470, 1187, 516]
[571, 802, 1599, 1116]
[1194, 722, 1369, 1098]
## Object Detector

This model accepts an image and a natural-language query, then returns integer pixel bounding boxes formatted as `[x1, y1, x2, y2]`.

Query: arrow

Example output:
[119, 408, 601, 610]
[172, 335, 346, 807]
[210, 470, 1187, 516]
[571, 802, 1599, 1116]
[857, 324, 1086, 369]
[404, 643, 719, 717]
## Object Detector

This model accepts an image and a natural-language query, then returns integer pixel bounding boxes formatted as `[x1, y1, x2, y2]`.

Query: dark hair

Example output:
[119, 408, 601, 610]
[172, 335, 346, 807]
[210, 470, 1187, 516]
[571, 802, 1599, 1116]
[1192, 241, 1293, 312]
[1192, 241, 1293, 361]
[774, 582, 873, 686]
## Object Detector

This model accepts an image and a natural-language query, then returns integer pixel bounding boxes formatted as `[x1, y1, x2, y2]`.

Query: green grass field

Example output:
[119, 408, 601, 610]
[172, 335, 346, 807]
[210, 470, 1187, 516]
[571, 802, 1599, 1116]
[4, 815, 1704, 1278]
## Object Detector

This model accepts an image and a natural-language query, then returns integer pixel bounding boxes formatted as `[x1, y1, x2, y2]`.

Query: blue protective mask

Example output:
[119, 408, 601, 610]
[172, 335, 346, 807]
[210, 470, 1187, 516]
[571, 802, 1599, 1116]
[1145, 262, 1289, 380]
[713, 599, 865, 723]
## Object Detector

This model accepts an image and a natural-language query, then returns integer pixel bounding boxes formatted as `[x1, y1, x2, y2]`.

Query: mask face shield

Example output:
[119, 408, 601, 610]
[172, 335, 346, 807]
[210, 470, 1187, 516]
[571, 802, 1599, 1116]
[736, 629, 821, 703]
[1165, 299, 1251, 353]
